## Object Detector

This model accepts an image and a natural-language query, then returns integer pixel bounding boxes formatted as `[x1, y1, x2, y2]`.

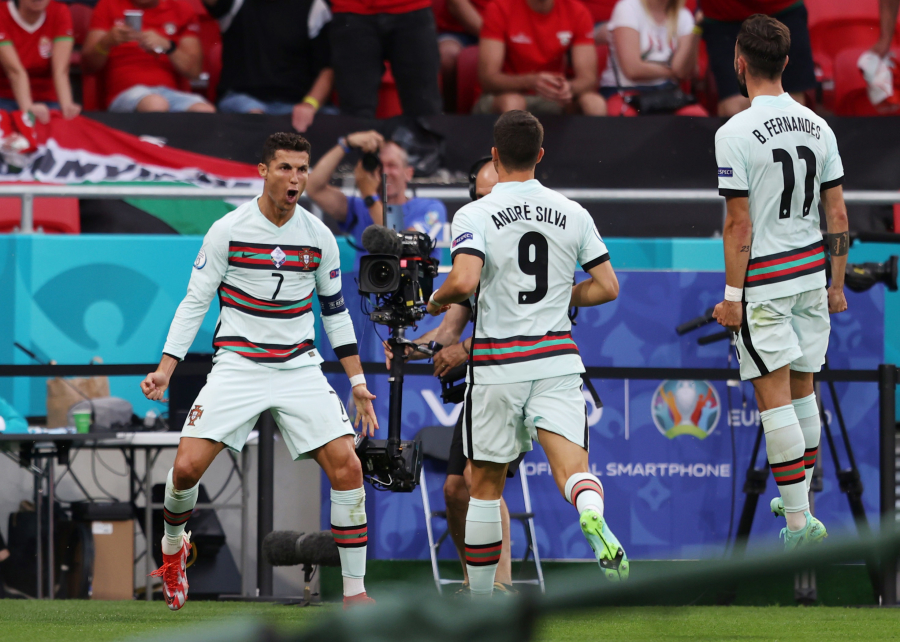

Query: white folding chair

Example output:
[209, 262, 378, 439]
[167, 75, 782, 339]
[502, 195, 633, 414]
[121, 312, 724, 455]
[417, 426, 545, 594]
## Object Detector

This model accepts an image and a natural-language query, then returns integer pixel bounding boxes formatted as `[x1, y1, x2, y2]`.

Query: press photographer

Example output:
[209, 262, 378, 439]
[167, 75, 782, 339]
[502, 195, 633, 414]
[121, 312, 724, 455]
[306, 130, 447, 270]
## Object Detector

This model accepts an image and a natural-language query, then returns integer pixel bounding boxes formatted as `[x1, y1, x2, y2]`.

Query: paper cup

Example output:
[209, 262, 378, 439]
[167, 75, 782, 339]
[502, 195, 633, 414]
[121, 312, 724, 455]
[73, 410, 91, 434]
[124, 10, 143, 31]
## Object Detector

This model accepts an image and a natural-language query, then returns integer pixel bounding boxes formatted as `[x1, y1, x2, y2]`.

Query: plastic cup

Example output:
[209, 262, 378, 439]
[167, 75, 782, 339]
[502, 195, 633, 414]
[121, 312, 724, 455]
[73, 410, 91, 434]
[124, 10, 143, 31]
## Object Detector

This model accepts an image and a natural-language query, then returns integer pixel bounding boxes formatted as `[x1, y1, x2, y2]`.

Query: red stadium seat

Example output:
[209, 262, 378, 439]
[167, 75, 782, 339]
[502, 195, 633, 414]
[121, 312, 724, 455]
[376, 65, 404, 119]
[70, 3, 92, 46]
[831, 46, 900, 116]
[0, 194, 80, 234]
[806, 0, 899, 107]
[455, 45, 481, 113]
[81, 71, 103, 111]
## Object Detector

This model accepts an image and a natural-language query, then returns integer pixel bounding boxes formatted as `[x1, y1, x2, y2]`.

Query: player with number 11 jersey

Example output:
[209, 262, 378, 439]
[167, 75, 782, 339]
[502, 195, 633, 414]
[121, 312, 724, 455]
[713, 15, 849, 553]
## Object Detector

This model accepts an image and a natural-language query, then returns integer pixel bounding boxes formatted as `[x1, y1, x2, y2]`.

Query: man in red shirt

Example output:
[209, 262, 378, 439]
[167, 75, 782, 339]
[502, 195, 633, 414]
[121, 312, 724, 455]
[330, 0, 441, 118]
[0, 0, 79, 122]
[477, 0, 605, 115]
[82, 0, 214, 112]
[702, 1, 815, 116]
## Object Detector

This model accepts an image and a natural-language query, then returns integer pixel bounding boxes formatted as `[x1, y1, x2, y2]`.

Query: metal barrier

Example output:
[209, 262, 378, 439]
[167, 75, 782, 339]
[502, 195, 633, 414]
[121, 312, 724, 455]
[3, 184, 900, 234]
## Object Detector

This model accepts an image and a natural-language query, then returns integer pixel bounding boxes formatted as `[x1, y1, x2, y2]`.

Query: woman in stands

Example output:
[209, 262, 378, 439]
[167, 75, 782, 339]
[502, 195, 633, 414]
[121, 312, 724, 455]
[0, 0, 80, 122]
[600, 0, 707, 116]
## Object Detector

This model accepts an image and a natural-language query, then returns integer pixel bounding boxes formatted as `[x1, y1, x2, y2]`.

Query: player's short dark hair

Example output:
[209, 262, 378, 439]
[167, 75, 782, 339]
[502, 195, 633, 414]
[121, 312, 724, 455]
[261, 132, 311, 165]
[493, 110, 543, 172]
[736, 14, 791, 80]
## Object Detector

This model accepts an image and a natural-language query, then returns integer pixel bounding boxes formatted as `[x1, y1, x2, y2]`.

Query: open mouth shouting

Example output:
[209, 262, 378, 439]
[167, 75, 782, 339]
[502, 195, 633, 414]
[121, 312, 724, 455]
[286, 188, 299, 203]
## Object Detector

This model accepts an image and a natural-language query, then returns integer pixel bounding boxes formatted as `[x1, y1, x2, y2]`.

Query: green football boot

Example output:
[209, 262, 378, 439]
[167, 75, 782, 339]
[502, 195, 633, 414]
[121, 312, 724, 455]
[780, 511, 828, 551]
[579, 509, 629, 581]
[770, 497, 785, 517]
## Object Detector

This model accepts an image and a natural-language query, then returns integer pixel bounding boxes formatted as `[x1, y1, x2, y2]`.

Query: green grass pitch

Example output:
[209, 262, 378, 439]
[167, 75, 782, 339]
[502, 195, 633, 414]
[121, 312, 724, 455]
[1, 601, 899, 642]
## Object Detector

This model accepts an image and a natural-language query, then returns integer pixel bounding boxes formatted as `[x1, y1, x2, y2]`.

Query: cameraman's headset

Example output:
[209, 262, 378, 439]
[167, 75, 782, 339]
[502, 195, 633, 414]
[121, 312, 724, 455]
[468, 156, 494, 201]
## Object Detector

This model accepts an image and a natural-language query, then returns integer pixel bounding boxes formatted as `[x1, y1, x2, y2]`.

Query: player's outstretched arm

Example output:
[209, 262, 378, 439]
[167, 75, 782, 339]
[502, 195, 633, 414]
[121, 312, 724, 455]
[713, 196, 752, 333]
[822, 185, 849, 314]
[141, 354, 179, 401]
[427, 254, 482, 316]
[571, 260, 619, 307]
[339, 354, 379, 437]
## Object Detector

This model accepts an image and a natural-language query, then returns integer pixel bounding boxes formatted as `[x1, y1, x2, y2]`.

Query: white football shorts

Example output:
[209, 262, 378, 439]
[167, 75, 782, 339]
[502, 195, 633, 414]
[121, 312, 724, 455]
[180, 351, 354, 459]
[462, 373, 588, 464]
[736, 288, 830, 381]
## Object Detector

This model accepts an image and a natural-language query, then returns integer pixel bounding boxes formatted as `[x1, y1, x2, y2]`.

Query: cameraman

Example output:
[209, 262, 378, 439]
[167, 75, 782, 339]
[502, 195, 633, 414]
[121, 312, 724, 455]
[306, 131, 446, 270]
[383, 157, 521, 595]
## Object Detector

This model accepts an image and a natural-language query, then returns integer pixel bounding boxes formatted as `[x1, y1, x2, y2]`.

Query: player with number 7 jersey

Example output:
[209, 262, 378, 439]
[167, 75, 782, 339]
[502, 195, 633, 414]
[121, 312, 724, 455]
[712, 15, 850, 553]
[427, 111, 626, 596]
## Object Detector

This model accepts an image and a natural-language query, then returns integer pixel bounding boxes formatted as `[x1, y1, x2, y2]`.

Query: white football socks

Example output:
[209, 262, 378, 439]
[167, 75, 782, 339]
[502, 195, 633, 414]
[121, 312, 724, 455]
[761, 405, 808, 531]
[792, 393, 821, 492]
[162, 468, 198, 556]
[331, 487, 367, 597]
[465, 498, 502, 597]
[564, 473, 604, 516]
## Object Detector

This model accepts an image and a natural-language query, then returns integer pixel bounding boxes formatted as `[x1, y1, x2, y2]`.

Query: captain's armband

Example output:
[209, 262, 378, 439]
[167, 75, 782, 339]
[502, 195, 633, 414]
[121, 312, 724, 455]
[318, 290, 347, 316]
[826, 231, 849, 257]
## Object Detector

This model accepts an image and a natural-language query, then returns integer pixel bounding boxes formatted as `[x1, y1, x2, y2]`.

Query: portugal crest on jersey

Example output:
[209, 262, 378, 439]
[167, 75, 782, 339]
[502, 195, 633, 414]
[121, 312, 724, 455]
[187, 405, 204, 426]
[301, 251, 312, 267]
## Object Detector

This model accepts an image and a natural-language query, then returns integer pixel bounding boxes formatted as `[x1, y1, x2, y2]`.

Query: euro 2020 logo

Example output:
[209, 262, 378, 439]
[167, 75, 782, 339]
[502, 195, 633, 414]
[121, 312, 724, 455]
[651, 380, 721, 439]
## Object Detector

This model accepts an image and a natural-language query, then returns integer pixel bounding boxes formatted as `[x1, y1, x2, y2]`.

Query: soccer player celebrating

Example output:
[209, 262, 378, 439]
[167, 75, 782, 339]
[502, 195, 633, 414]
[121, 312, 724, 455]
[712, 15, 848, 550]
[140, 133, 378, 610]
[427, 111, 626, 596]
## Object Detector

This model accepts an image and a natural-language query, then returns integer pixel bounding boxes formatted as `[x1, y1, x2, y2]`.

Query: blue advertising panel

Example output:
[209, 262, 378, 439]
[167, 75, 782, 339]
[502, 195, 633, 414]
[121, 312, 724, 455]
[0, 234, 889, 560]
[322, 271, 885, 560]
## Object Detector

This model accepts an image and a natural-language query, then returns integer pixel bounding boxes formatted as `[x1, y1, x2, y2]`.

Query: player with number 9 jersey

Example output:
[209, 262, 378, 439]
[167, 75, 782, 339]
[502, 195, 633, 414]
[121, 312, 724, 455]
[427, 112, 626, 595]
[451, 181, 609, 386]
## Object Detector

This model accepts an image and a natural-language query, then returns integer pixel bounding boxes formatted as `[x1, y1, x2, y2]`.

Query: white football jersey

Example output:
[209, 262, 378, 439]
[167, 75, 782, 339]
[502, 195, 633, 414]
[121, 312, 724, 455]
[451, 180, 609, 385]
[163, 198, 357, 369]
[716, 93, 844, 302]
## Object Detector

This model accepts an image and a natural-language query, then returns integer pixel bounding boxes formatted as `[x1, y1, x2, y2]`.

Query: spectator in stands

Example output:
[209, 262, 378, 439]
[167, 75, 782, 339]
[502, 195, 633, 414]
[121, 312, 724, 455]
[477, 0, 606, 115]
[306, 130, 446, 270]
[435, 0, 490, 112]
[203, 0, 333, 132]
[329, 0, 441, 118]
[82, 0, 215, 112]
[0, 0, 80, 122]
[701, 1, 815, 117]
[601, 0, 707, 116]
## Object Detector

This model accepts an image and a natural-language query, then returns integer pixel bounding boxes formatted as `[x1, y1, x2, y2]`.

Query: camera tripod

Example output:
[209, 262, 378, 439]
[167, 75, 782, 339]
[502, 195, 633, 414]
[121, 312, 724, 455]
[355, 325, 428, 492]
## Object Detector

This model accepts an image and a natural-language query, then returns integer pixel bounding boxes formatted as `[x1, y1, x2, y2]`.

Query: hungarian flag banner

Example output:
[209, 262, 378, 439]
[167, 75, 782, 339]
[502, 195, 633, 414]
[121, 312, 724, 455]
[0, 112, 262, 189]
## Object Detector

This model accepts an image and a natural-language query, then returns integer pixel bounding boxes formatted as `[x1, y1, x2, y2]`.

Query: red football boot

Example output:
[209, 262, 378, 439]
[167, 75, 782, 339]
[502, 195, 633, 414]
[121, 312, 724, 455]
[343, 592, 376, 609]
[150, 531, 192, 611]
